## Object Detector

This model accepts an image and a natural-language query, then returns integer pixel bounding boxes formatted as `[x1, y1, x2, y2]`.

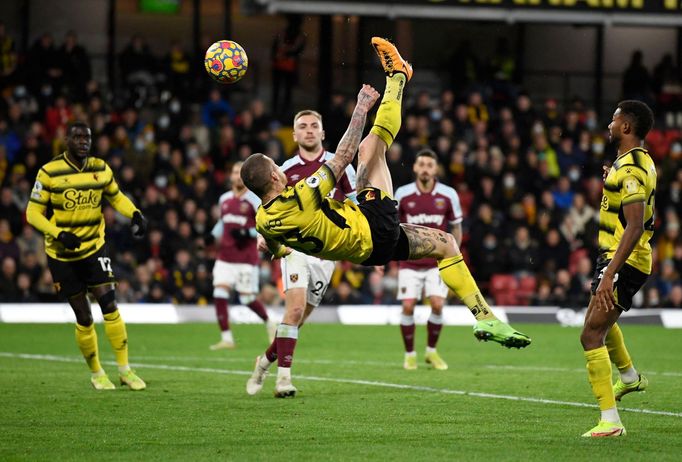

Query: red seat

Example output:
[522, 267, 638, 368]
[516, 275, 537, 306]
[568, 248, 588, 275]
[490, 274, 518, 306]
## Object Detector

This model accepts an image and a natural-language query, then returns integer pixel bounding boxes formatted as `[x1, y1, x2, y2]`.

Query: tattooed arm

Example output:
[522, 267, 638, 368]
[325, 84, 379, 181]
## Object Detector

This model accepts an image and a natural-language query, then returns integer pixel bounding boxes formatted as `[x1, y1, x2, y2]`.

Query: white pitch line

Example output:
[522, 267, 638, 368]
[2, 352, 681, 419]
[133, 355, 391, 367]
[484, 364, 682, 378]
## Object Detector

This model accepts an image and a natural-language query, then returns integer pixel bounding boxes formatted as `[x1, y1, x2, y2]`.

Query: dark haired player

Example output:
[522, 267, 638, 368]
[26, 121, 148, 391]
[580, 100, 656, 437]
[394, 149, 462, 371]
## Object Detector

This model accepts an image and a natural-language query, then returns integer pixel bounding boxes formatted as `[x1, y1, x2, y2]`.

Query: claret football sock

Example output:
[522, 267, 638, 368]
[400, 314, 415, 352]
[215, 297, 230, 331]
[276, 323, 298, 368]
[247, 300, 269, 321]
[427, 313, 443, 348]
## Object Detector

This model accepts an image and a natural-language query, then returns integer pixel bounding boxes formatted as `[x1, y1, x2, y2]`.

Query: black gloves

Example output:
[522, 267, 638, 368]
[230, 228, 250, 241]
[57, 231, 81, 250]
[131, 211, 148, 239]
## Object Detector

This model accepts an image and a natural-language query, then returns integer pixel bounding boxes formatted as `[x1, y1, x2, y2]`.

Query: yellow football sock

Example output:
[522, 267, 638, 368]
[438, 255, 496, 321]
[75, 323, 102, 373]
[370, 73, 405, 148]
[605, 323, 633, 372]
[585, 346, 616, 411]
[103, 310, 129, 367]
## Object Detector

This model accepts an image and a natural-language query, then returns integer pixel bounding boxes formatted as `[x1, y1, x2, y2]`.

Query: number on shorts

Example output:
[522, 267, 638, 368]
[282, 229, 324, 253]
[311, 281, 325, 296]
[97, 257, 113, 272]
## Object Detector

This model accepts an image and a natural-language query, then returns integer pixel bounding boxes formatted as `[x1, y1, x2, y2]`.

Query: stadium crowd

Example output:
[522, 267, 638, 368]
[1, 27, 682, 309]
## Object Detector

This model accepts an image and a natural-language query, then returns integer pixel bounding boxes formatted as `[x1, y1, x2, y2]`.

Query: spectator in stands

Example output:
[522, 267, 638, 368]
[325, 281, 363, 305]
[0, 22, 18, 91]
[60, 31, 91, 101]
[530, 280, 554, 307]
[119, 35, 156, 88]
[164, 41, 191, 98]
[26, 33, 63, 95]
[552, 176, 575, 211]
[622, 50, 652, 102]
[361, 271, 397, 305]
[271, 15, 306, 119]
[664, 284, 682, 308]
[539, 228, 570, 274]
[0, 255, 18, 301]
[202, 89, 235, 128]
[449, 40, 479, 91]
[568, 256, 592, 308]
[506, 226, 539, 276]
[0, 218, 18, 262]
[470, 232, 505, 283]
[644, 286, 661, 308]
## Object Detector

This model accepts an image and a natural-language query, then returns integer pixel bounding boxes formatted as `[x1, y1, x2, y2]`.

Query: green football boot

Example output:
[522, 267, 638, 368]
[473, 319, 531, 349]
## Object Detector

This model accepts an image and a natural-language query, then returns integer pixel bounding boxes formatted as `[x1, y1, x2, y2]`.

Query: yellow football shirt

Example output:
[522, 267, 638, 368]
[256, 164, 374, 264]
[599, 147, 657, 274]
[26, 153, 139, 261]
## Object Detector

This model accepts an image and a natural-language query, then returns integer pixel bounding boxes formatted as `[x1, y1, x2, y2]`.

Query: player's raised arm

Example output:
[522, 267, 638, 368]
[325, 85, 379, 180]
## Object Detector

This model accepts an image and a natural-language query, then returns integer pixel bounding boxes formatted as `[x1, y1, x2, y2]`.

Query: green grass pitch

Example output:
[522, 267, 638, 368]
[1, 322, 681, 461]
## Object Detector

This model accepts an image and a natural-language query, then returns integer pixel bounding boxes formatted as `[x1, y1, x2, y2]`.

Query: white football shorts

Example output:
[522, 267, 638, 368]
[281, 250, 335, 307]
[397, 267, 448, 300]
[213, 260, 259, 294]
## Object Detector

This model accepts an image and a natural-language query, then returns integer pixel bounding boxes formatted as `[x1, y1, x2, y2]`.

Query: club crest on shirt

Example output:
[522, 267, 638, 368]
[435, 198, 446, 209]
[291, 174, 300, 181]
[31, 180, 43, 199]
[290, 273, 298, 283]
[624, 178, 639, 194]
[240, 202, 249, 212]
[407, 201, 415, 208]
[306, 176, 320, 188]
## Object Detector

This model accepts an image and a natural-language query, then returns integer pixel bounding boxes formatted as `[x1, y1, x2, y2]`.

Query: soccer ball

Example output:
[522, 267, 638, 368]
[204, 40, 248, 84]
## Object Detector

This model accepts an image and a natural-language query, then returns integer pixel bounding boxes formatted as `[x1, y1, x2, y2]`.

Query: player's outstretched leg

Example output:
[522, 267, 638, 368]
[355, 37, 413, 192]
[607, 322, 648, 401]
[401, 224, 531, 348]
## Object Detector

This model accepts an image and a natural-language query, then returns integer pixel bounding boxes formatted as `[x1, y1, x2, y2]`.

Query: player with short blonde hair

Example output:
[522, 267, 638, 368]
[241, 38, 531, 397]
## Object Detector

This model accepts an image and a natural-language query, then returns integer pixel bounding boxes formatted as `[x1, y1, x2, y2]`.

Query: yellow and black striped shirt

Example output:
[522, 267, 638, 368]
[256, 164, 374, 264]
[26, 153, 139, 262]
[599, 147, 657, 274]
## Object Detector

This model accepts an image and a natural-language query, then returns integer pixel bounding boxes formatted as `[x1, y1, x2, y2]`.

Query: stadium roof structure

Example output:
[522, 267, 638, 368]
[257, 0, 682, 27]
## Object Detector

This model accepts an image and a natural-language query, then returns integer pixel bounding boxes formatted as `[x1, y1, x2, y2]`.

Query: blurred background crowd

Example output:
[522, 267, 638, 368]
[1, 21, 682, 309]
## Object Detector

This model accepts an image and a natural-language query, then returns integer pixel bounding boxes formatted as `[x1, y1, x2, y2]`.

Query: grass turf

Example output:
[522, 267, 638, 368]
[0, 322, 680, 461]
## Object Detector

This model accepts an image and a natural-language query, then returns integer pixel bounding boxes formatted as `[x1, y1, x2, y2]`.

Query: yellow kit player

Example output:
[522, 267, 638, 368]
[240, 37, 531, 380]
[580, 100, 656, 437]
[26, 121, 148, 391]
